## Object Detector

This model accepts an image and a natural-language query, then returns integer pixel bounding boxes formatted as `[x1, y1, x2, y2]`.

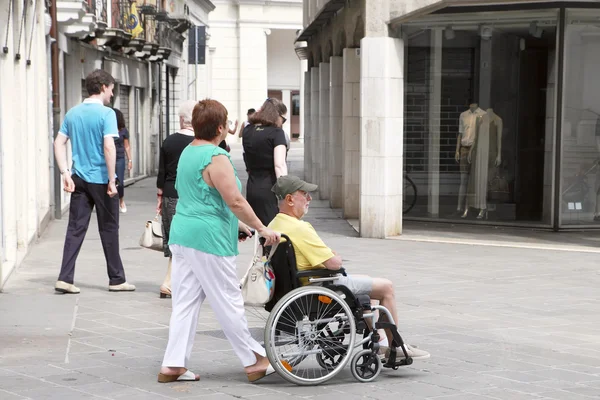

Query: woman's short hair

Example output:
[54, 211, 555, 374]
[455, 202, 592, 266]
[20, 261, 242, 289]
[249, 98, 287, 127]
[178, 100, 197, 126]
[85, 69, 115, 96]
[113, 108, 126, 130]
[192, 99, 228, 141]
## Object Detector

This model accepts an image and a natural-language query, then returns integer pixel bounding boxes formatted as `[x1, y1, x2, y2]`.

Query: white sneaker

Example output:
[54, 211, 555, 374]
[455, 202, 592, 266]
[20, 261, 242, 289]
[119, 205, 127, 213]
[55, 281, 80, 294]
[378, 344, 430, 360]
[108, 282, 136, 292]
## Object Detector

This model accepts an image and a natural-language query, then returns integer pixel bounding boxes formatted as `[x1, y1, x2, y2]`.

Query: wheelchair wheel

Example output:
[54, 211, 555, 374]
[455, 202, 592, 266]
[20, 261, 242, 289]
[265, 286, 356, 386]
[350, 349, 382, 383]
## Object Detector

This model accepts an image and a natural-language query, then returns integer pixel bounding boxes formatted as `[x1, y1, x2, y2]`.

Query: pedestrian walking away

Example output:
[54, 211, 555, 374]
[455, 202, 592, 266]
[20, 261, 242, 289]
[53, 69, 135, 294]
[156, 100, 196, 299]
[242, 98, 289, 225]
[112, 108, 132, 213]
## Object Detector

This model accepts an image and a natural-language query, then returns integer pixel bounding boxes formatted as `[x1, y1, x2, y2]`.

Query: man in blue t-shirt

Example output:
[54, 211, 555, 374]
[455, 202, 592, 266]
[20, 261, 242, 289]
[53, 69, 135, 294]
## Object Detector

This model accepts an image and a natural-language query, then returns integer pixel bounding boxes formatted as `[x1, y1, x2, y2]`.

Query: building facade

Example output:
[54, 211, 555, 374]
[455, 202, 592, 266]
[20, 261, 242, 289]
[208, 0, 304, 141]
[0, 0, 53, 286]
[298, 0, 600, 237]
[0, 0, 214, 289]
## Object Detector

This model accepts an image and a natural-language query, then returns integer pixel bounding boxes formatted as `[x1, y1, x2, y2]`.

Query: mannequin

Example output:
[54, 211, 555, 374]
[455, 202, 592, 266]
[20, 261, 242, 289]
[455, 102, 486, 217]
[469, 108, 503, 219]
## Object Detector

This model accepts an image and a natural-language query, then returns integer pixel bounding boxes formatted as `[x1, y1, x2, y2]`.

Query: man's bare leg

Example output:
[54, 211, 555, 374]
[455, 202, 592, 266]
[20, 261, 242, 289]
[369, 277, 400, 345]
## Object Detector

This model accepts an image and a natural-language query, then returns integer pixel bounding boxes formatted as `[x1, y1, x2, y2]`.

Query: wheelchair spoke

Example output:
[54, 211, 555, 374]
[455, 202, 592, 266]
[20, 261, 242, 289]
[265, 287, 356, 385]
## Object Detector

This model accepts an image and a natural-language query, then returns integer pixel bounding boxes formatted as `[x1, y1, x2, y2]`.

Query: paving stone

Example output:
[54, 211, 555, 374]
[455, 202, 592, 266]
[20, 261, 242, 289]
[2, 144, 600, 399]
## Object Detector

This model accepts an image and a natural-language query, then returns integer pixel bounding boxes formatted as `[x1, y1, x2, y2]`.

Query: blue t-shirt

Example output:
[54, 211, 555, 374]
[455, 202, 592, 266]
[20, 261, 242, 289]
[59, 99, 118, 184]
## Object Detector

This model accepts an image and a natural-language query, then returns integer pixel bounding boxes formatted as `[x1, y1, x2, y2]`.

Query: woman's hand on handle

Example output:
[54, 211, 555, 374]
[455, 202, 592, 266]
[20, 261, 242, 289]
[258, 227, 280, 246]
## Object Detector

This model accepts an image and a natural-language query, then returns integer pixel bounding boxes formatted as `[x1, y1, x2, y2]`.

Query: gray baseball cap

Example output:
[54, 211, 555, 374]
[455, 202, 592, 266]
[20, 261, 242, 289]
[271, 175, 318, 200]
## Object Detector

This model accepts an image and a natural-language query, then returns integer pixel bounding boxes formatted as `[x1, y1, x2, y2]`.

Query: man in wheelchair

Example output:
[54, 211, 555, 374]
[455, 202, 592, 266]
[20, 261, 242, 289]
[267, 175, 430, 362]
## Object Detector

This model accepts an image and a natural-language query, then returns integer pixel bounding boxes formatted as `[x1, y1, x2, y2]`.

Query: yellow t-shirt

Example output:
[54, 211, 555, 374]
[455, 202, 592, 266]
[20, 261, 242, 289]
[268, 213, 335, 283]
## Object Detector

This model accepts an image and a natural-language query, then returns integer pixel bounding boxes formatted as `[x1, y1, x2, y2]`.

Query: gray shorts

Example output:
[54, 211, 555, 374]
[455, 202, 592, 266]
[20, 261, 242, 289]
[334, 275, 373, 296]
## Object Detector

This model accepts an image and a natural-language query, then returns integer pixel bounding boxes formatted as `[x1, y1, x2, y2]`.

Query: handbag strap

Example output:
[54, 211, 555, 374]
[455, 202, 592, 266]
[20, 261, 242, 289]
[240, 234, 278, 283]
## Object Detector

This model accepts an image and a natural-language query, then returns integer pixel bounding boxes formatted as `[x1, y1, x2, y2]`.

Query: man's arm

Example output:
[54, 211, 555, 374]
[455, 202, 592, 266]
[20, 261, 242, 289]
[323, 254, 343, 270]
[54, 133, 75, 192]
[104, 137, 117, 182]
[54, 134, 70, 175]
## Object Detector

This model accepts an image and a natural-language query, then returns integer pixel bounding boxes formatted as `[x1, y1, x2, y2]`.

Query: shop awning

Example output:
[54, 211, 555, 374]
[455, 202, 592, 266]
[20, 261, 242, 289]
[388, 0, 592, 27]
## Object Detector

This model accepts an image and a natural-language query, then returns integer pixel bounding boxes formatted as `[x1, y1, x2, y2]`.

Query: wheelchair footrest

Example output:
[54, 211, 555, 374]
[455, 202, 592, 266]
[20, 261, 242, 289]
[383, 357, 413, 369]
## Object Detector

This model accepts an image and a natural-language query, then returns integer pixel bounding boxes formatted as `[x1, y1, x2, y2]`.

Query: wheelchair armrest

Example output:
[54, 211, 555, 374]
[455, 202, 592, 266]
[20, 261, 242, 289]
[296, 267, 346, 279]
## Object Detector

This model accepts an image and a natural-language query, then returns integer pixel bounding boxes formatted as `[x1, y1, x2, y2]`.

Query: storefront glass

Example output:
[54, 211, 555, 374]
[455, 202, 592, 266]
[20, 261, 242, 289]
[560, 9, 600, 226]
[403, 9, 558, 225]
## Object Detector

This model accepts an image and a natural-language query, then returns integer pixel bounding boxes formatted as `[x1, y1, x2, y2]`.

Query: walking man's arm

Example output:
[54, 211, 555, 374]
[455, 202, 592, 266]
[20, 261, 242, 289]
[104, 137, 118, 197]
[54, 134, 75, 192]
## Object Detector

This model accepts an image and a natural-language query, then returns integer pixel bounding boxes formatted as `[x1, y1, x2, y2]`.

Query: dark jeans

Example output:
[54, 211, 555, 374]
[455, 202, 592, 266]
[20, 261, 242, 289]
[161, 196, 178, 258]
[58, 174, 126, 285]
[116, 157, 125, 199]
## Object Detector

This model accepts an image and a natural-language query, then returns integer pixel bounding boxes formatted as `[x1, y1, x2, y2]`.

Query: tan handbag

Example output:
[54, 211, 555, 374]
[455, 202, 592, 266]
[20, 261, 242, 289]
[240, 235, 276, 306]
[139, 214, 163, 252]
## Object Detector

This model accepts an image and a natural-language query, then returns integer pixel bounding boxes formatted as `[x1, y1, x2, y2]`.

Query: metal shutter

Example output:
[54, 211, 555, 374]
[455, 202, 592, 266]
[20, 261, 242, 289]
[119, 85, 131, 128]
[82, 80, 87, 101]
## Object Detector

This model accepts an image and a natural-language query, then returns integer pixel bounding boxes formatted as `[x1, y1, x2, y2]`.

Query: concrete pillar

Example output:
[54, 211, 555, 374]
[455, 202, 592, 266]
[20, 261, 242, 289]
[310, 67, 320, 187]
[303, 70, 312, 181]
[342, 48, 360, 219]
[318, 62, 330, 199]
[359, 37, 404, 238]
[239, 26, 268, 121]
[299, 59, 308, 142]
[329, 56, 343, 208]
[281, 89, 292, 140]
[428, 29, 443, 217]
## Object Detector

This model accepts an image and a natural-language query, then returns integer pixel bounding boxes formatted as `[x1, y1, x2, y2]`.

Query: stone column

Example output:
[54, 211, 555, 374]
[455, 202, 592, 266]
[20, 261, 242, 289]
[342, 48, 360, 219]
[359, 37, 404, 238]
[310, 67, 320, 187]
[239, 26, 268, 120]
[329, 56, 343, 208]
[303, 70, 312, 181]
[318, 62, 330, 199]
[281, 89, 292, 140]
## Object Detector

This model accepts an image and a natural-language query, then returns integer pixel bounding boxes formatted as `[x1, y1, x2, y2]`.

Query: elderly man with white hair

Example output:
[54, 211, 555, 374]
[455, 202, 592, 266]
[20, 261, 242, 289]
[156, 100, 198, 298]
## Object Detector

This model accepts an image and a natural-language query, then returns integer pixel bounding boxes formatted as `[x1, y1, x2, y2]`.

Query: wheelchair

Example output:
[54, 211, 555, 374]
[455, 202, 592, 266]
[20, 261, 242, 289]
[259, 234, 414, 386]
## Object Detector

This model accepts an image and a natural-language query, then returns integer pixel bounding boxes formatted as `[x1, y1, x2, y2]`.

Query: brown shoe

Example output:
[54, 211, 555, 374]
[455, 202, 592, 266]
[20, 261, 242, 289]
[55, 281, 80, 294]
[108, 282, 136, 292]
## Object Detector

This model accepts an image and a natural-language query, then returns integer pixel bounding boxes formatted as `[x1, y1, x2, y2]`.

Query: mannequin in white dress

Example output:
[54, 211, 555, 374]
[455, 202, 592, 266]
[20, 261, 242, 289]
[455, 103, 486, 217]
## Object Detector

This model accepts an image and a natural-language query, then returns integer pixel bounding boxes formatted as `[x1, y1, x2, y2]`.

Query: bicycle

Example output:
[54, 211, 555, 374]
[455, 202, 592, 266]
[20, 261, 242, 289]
[403, 171, 417, 214]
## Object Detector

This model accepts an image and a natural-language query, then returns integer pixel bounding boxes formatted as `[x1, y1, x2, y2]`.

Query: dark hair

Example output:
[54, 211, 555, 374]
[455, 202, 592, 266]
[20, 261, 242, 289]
[192, 99, 228, 141]
[85, 69, 115, 96]
[113, 108, 126, 130]
[247, 108, 256, 115]
[249, 98, 287, 127]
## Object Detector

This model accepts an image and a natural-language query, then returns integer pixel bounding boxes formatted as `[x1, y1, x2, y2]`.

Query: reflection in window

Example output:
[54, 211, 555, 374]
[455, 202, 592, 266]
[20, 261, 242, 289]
[403, 9, 558, 224]
[561, 10, 600, 225]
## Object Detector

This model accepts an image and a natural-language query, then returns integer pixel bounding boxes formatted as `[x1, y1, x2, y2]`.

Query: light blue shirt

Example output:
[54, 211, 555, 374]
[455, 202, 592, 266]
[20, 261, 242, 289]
[58, 98, 118, 184]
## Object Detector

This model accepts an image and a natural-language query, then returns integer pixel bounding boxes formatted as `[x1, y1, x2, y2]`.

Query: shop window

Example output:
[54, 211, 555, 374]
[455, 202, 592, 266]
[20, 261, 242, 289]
[560, 9, 600, 226]
[292, 93, 301, 116]
[403, 9, 558, 225]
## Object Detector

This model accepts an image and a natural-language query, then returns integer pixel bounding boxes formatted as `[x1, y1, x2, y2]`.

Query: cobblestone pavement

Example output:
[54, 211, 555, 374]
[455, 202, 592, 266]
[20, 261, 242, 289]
[1, 143, 600, 399]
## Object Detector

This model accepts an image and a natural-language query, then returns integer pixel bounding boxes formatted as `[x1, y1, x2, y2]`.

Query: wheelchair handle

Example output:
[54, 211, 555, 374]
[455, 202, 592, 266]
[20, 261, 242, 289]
[238, 229, 255, 240]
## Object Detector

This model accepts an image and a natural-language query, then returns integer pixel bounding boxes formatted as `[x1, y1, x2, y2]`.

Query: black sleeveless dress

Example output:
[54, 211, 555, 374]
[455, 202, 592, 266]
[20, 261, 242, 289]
[242, 124, 288, 225]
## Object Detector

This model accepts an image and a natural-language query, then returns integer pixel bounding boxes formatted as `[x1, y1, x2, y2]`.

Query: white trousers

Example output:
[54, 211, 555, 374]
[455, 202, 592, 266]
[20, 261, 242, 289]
[162, 244, 266, 368]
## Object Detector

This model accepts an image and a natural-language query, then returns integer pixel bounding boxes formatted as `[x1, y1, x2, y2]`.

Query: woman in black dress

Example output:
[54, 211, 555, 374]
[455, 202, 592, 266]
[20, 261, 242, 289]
[242, 98, 288, 225]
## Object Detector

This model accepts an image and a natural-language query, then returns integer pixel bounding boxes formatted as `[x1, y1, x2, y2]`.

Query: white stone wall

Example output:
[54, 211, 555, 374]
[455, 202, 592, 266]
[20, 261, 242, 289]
[0, 0, 52, 287]
[208, 0, 302, 124]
